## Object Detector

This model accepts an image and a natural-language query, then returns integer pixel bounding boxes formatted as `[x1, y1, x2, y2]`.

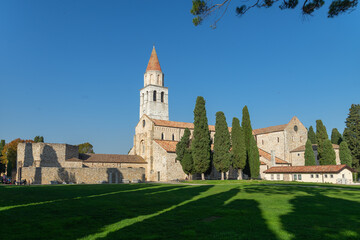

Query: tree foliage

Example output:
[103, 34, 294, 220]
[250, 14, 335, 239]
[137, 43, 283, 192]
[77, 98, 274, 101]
[343, 104, 360, 171]
[242, 105, 254, 176]
[339, 141, 352, 167]
[190, 0, 358, 28]
[191, 96, 211, 179]
[213, 111, 231, 179]
[176, 128, 191, 162]
[319, 139, 336, 165]
[304, 139, 316, 166]
[308, 126, 317, 144]
[34, 136, 44, 143]
[231, 117, 246, 171]
[78, 142, 95, 154]
[331, 128, 343, 145]
[181, 150, 195, 176]
[0, 140, 5, 174]
[316, 119, 328, 160]
[249, 136, 260, 178]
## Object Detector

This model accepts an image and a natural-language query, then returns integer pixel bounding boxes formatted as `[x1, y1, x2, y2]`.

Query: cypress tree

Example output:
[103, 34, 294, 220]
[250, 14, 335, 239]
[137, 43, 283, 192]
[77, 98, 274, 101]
[343, 104, 360, 171]
[316, 120, 329, 161]
[339, 141, 352, 167]
[191, 96, 211, 180]
[308, 126, 317, 144]
[231, 117, 246, 179]
[331, 128, 343, 145]
[181, 150, 194, 179]
[176, 128, 191, 162]
[249, 136, 260, 179]
[0, 140, 5, 174]
[242, 106, 253, 177]
[319, 139, 336, 165]
[213, 112, 231, 180]
[304, 139, 316, 166]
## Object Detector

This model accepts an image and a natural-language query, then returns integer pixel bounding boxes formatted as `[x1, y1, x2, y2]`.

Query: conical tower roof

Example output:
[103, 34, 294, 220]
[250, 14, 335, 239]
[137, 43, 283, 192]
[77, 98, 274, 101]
[146, 46, 162, 72]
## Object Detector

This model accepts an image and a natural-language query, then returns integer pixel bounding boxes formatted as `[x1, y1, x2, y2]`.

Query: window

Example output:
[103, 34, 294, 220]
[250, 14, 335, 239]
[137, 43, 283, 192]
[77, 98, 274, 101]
[277, 137, 280, 143]
[143, 120, 146, 127]
[298, 174, 302, 180]
[316, 174, 319, 178]
[262, 140, 264, 145]
[294, 174, 297, 180]
[140, 140, 145, 155]
[298, 153, 300, 156]
[324, 174, 328, 178]
[311, 174, 314, 178]
[172, 134, 174, 141]
[161, 92, 164, 102]
[330, 174, 333, 178]
[153, 91, 157, 101]
[277, 174, 280, 180]
[342, 174, 345, 178]
[271, 174, 274, 180]
[161, 133, 164, 140]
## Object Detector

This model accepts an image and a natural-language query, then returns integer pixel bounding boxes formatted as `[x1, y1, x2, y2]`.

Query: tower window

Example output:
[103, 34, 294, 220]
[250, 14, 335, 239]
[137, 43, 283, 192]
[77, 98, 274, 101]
[172, 134, 174, 141]
[161, 133, 164, 140]
[153, 91, 157, 101]
[161, 92, 164, 102]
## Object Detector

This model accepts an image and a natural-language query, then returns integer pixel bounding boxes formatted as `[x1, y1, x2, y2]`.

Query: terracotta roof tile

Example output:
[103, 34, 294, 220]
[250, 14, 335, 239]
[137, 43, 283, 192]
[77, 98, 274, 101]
[73, 154, 146, 164]
[258, 148, 289, 164]
[264, 164, 355, 174]
[146, 47, 162, 72]
[253, 124, 288, 135]
[260, 161, 267, 165]
[290, 144, 340, 152]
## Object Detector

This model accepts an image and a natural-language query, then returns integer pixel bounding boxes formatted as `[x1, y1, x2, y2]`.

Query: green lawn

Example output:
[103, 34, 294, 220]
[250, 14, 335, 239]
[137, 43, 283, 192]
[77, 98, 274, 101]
[1, 182, 360, 240]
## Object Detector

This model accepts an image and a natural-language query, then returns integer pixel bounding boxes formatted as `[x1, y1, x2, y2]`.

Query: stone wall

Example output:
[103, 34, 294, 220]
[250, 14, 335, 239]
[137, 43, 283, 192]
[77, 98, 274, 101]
[20, 167, 145, 185]
[256, 131, 286, 160]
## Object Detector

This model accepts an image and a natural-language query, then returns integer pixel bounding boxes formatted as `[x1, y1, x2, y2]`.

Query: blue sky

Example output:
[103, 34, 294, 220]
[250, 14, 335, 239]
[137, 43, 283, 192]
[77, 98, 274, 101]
[0, 0, 359, 154]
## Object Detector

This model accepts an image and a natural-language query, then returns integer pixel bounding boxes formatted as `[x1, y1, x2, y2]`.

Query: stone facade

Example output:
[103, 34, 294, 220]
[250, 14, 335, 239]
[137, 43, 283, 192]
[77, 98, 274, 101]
[17, 143, 146, 184]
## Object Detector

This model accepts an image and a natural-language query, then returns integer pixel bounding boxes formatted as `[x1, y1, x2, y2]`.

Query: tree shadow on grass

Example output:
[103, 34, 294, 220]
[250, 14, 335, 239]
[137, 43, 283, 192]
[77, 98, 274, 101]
[0, 184, 212, 240]
[100, 187, 279, 240]
[0, 183, 156, 209]
[281, 193, 360, 240]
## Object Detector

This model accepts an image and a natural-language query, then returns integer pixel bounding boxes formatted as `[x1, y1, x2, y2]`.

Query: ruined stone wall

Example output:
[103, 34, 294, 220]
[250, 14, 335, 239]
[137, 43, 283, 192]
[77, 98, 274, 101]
[20, 167, 145, 185]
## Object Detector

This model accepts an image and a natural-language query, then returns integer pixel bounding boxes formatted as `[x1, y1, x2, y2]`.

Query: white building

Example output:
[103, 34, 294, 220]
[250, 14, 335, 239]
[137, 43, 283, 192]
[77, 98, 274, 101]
[264, 164, 355, 184]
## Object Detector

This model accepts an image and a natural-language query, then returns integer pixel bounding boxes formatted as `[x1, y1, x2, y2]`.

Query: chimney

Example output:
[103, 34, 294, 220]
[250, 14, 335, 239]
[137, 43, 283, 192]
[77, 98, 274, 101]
[271, 150, 276, 167]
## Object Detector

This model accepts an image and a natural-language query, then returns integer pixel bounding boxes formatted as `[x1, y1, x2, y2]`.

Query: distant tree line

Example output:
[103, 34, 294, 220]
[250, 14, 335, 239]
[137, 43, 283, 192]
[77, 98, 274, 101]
[176, 96, 259, 180]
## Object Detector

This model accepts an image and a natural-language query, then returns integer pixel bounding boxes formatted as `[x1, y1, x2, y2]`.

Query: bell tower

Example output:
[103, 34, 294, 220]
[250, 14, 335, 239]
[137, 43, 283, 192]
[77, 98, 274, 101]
[139, 46, 169, 120]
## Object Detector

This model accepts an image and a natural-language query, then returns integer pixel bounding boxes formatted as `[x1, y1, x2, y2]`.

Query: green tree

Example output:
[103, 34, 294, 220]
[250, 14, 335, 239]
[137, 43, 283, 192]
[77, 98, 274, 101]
[319, 139, 336, 165]
[316, 120, 329, 161]
[191, 96, 211, 180]
[78, 142, 95, 154]
[176, 128, 191, 162]
[213, 111, 231, 180]
[190, 0, 358, 28]
[339, 141, 352, 167]
[249, 136, 260, 179]
[181, 150, 194, 179]
[6, 149, 16, 177]
[304, 139, 316, 166]
[34, 136, 44, 143]
[331, 128, 343, 145]
[308, 126, 317, 144]
[242, 105, 254, 177]
[231, 117, 246, 179]
[343, 104, 360, 171]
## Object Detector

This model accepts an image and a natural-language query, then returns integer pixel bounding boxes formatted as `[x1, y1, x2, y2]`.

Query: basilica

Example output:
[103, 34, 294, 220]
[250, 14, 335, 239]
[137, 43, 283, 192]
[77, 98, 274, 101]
[16, 47, 341, 184]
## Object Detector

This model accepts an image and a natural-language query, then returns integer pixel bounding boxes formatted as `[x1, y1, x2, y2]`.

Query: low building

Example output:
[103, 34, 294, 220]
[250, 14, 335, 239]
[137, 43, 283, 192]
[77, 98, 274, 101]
[264, 164, 355, 184]
[290, 144, 340, 166]
[17, 143, 146, 184]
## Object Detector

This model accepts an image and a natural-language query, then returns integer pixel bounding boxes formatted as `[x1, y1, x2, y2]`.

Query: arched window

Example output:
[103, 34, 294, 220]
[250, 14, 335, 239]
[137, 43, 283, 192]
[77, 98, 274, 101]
[262, 140, 264, 145]
[161, 92, 164, 102]
[172, 134, 174, 141]
[161, 133, 164, 140]
[153, 91, 157, 101]
[277, 137, 280, 143]
[143, 120, 146, 127]
[157, 75, 160, 85]
[150, 74, 153, 82]
[140, 140, 145, 155]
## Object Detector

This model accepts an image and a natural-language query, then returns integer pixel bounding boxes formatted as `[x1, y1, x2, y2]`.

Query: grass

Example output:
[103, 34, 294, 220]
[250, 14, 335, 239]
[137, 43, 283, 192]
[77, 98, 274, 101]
[0, 182, 360, 240]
